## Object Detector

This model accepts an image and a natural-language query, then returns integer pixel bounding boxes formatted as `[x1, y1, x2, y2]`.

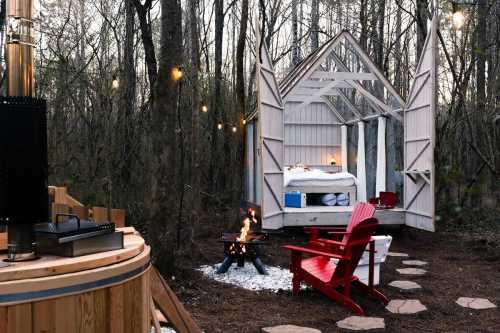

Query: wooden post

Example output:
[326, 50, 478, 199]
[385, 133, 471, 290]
[341, 125, 348, 173]
[111, 209, 126, 228]
[92, 207, 108, 223]
[71, 206, 89, 220]
[376, 116, 386, 196]
[51, 203, 69, 223]
[356, 121, 367, 202]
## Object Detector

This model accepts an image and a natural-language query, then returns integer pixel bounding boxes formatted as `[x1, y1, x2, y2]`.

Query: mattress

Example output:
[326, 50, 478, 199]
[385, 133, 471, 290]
[284, 168, 358, 187]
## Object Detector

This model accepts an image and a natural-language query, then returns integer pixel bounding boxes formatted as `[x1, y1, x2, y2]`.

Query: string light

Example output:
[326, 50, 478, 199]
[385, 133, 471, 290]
[452, 6, 465, 30]
[111, 76, 119, 90]
[201, 105, 208, 113]
[172, 67, 183, 81]
[216, 122, 244, 133]
[451, 1, 475, 31]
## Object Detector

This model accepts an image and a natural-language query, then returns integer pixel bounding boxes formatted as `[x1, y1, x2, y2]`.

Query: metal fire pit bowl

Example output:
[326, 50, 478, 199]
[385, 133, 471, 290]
[217, 232, 269, 275]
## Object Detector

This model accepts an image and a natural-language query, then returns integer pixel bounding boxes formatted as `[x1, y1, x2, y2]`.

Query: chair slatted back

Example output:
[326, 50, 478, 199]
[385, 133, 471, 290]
[333, 217, 379, 280]
[342, 203, 376, 243]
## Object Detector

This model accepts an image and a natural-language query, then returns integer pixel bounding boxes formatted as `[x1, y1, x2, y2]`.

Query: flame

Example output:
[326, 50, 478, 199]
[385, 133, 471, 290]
[237, 218, 251, 242]
[230, 209, 257, 254]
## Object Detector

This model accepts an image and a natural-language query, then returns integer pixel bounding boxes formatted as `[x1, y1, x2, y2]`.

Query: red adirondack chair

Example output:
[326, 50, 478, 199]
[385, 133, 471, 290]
[304, 202, 376, 242]
[283, 205, 388, 315]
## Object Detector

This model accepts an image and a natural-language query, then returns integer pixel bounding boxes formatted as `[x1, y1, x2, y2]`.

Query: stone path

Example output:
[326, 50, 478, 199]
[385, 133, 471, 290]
[456, 297, 497, 310]
[336, 316, 385, 331]
[265, 251, 499, 331]
[262, 325, 321, 333]
[402, 260, 428, 266]
[388, 280, 422, 290]
[387, 252, 409, 257]
[396, 268, 427, 275]
[386, 300, 427, 314]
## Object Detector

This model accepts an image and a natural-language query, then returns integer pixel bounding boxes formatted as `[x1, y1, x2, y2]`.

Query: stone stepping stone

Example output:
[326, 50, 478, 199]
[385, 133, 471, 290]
[387, 252, 409, 257]
[456, 297, 497, 310]
[396, 268, 427, 275]
[388, 280, 422, 290]
[336, 316, 385, 331]
[386, 299, 427, 314]
[402, 260, 428, 266]
[262, 325, 321, 333]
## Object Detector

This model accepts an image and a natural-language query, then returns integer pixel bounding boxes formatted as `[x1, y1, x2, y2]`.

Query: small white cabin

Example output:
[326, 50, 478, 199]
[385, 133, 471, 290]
[245, 16, 438, 233]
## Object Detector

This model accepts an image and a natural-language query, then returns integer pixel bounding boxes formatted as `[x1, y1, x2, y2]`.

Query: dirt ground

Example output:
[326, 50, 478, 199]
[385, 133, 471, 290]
[169, 225, 500, 333]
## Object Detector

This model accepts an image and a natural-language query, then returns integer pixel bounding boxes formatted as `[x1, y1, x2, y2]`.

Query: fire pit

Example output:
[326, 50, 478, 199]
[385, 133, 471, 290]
[217, 210, 268, 275]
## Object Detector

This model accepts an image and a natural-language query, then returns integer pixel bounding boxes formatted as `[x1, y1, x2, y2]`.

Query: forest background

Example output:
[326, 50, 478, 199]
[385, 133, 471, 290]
[0, 0, 498, 273]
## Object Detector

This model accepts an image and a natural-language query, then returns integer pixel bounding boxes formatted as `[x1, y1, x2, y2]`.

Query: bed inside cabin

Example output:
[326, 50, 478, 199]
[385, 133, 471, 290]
[282, 99, 358, 210]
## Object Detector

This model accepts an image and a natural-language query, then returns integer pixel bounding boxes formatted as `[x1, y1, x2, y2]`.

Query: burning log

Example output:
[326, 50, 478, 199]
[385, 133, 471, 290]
[217, 209, 268, 275]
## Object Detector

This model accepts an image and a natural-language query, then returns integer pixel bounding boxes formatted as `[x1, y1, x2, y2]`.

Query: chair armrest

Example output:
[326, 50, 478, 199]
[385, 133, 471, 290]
[304, 227, 346, 232]
[327, 231, 350, 235]
[316, 238, 346, 247]
[319, 238, 377, 253]
[283, 245, 347, 260]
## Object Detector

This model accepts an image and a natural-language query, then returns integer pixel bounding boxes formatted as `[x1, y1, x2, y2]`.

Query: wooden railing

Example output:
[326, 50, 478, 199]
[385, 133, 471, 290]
[49, 186, 125, 227]
[0, 186, 127, 250]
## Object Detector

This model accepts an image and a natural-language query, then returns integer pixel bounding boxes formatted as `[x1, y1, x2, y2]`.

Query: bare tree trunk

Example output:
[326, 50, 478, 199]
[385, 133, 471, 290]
[291, 0, 300, 66]
[359, 0, 368, 51]
[236, 0, 249, 205]
[209, 0, 224, 194]
[120, 0, 137, 201]
[131, 0, 157, 92]
[394, 1, 402, 93]
[189, 0, 201, 221]
[310, 0, 319, 51]
[476, 0, 487, 114]
[416, 0, 428, 59]
[149, 0, 183, 273]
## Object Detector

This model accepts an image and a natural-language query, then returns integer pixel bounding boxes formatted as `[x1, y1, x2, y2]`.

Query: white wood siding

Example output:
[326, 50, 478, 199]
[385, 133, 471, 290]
[403, 15, 437, 232]
[284, 101, 343, 170]
[254, 120, 262, 205]
[245, 122, 255, 202]
[258, 41, 284, 230]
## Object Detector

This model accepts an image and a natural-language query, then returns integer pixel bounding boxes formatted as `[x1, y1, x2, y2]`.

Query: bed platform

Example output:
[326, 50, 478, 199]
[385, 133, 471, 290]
[285, 185, 357, 206]
[283, 207, 405, 227]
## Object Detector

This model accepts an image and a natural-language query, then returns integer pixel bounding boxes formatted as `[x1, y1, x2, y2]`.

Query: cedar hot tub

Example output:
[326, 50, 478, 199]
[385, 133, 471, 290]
[0, 228, 151, 333]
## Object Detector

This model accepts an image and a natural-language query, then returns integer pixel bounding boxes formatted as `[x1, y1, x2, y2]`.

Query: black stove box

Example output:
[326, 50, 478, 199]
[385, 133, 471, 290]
[0, 97, 49, 225]
[36, 231, 124, 257]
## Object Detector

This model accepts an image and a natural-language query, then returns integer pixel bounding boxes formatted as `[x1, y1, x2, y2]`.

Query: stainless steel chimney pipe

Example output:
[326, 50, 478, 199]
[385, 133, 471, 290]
[6, 0, 35, 97]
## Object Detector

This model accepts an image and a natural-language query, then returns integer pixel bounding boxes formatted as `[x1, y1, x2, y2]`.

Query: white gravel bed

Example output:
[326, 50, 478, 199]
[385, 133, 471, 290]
[151, 328, 176, 333]
[197, 263, 306, 292]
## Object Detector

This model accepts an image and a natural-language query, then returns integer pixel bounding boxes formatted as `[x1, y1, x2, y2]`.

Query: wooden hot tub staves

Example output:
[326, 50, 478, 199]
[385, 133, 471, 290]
[0, 229, 151, 333]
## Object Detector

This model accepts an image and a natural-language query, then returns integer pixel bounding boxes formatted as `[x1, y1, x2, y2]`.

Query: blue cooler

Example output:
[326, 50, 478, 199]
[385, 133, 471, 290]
[285, 191, 306, 208]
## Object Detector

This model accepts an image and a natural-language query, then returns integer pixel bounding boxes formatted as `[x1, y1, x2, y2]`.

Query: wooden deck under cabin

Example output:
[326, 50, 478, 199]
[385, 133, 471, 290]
[282, 206, 405, 227]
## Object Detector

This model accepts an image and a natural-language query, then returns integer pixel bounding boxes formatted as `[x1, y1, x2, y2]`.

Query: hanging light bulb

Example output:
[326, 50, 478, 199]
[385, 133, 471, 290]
[217, 123, 223, 130]
[112, 76, 119, 90]
[242, 119, 247, 125]
[201, 105, 208, 113]
[452, 4, 465, 30]
[172, 67, 183, 81]
[330, 157, 337, 166]
[232, 126, 237, 133]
